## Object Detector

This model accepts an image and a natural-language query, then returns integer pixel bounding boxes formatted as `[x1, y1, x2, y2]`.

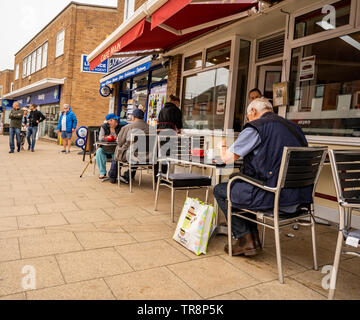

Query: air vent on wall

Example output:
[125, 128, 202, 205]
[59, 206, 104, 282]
[256, 33, 285, 62]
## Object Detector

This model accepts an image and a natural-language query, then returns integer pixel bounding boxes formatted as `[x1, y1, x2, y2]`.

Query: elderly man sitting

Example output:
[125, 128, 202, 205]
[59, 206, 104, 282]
[95, 113, 123, 179]
[214, 98, 310, 257]
[108, 108, 149, 184]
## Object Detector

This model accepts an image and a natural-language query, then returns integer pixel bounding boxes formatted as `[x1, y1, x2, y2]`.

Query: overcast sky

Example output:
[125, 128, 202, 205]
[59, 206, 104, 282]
[0, 0, 117, 70]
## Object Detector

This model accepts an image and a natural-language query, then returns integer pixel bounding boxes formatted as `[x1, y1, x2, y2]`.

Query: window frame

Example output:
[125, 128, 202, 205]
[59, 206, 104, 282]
[124, 0, 135, 21]
[56, 29, 65, 58]
[15, 64, 19, 81]
[284, 0, 360, 145]
[36, 46, 42, 72]
[42, 41, 48, 68]
[0, 85, 3, 99]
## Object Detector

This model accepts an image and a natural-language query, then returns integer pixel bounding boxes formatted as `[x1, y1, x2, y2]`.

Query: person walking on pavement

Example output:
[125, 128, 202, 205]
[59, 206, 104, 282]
[27, 104, 46, 152]
[56, 104, 77, 154]
[9, 102, 24, 153]
[20, 107, 29, 151]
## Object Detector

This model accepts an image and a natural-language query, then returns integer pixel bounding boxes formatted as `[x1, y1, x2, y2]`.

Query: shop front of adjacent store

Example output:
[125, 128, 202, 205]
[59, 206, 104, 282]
[100, 56, 168, 127]
[13, 85, 61, 140]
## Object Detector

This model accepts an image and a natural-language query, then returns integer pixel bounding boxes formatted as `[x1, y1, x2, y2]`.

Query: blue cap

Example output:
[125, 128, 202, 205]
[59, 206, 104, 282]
[106, 113, 119, 121]
[132, 108, 144, 119]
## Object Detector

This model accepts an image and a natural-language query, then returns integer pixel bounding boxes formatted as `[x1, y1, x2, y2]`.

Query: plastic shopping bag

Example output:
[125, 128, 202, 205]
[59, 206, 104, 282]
[173, 197, 215, 256]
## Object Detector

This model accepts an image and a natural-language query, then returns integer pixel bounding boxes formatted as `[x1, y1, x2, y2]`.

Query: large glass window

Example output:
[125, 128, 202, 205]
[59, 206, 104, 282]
[133, 73, 148, 89]
[36, 47, 42, 71]
[39, 105, 60, 140]
[182, 66, 230, 130]
[31, 51, 37, 74]
[294, 0, 351, 40]
[42, 42, 48, 68]
[15, 64, 19, 80]
[287, 31, 360, 137]
[151, 67, 168, 84]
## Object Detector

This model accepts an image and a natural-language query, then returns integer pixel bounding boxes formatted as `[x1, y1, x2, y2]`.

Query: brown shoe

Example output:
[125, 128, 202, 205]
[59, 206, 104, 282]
[225, 233, 261, 257]
[252, 232, 262, 249]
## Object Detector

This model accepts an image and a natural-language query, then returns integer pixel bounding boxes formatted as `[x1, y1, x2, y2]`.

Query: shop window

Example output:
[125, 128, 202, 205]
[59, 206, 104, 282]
[39, 105, 60, 140]
[205, 41, 231, 67]
[184, 53, 203, 71]
[287, 31, 360, 137]
[182, 66, 229, 130]
[151, 67, 168, 84]
[294, 0, 351, 40]
[56, 30, 65, 58]
[42, 42, 48, 68]
[133, 73, 148, 89]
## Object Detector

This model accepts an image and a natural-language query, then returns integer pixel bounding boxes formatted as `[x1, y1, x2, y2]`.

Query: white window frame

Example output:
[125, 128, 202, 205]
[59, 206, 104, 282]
[181, 37, 236, 130]
[31, 51, 37, 74]
[10, 82, 14, 92]
[42, 41, 48, 68]
[124, 0, 135, 21]
[0, 85, 3, 99]
[36, 47, 42, 72]
[56, 29, 65, 58]
[26, 55, 31, 76]
[289, 0, 357, 48]
[284, 0, 360, 146]
[15, 64, 19, 80]
[22, 58, 27, 78]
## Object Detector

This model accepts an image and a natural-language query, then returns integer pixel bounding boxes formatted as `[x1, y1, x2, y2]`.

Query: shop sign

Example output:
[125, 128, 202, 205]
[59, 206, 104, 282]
[1, 99, 14, 109]
[108, 57, 140, 74]
[15, 86, 61, 107]
[299, 56, 316, 82]
[100, 61, 151, 88]
[81, 55, 108, 74]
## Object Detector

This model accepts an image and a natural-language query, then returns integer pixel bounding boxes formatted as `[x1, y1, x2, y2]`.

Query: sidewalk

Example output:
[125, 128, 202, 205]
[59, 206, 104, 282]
[0, 135, 359, 300]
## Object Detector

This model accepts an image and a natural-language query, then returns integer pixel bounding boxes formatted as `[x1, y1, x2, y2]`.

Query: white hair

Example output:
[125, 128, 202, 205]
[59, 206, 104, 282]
[247, 97, 273, 115]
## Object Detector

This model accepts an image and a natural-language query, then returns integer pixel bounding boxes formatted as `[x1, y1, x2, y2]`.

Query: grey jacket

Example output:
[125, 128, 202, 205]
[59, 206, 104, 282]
[114, 120, 149, 162]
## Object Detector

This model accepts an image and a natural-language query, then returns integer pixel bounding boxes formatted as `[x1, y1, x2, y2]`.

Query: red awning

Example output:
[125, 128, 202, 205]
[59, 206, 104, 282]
[90, 0, 256, 70]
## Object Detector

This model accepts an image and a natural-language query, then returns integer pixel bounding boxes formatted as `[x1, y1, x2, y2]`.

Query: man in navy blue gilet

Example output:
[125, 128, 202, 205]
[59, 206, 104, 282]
[214, 98, 311, 257]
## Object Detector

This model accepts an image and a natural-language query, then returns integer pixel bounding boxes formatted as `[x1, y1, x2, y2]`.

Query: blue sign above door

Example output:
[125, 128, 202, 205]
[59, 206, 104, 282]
[100, 61, 151, 89]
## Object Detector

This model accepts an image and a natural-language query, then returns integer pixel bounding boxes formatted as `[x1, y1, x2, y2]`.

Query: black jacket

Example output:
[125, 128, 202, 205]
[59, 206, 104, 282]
[157, 102, 183, 131]
[28, 110, 46, 127]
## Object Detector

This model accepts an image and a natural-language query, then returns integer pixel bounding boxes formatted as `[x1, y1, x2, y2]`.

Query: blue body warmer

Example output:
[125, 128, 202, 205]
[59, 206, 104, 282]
[230, 112, 313, 211]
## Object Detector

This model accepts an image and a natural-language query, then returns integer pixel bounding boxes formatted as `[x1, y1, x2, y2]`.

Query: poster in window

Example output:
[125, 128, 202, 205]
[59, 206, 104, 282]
[216, 96, 226, 115]
[273, 82, 288, 107]
[299, 56, 316, 82]
[315, 85, 325, 98]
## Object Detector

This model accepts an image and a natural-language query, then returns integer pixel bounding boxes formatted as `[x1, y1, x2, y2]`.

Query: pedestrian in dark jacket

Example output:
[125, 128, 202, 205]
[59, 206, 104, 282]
[8, 102, 24, 153]
[27, 104, 46, 152]
[157, 94, 183, 133]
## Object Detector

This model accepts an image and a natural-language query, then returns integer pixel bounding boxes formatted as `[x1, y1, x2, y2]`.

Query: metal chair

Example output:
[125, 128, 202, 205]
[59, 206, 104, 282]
[117, 133, 157, 193]
[328, 150, 360, 300]
[154, 135, 213, 222]
[226, 146, 328, 284]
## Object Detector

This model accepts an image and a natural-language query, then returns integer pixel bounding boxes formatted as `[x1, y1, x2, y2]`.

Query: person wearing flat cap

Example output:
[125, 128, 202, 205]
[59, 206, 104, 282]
[108, 108, 149, 184]
[95, 113, 123, 180]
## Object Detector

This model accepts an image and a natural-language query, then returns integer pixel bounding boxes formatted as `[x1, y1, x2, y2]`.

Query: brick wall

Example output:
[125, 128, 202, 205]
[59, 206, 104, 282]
[12, 3, 118, 131]
[0, 70, 14, 97]
[166, 54, 183, 99]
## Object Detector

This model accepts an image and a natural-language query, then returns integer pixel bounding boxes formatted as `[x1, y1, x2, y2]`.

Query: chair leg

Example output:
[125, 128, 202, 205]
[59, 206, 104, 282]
[117, 162, 120, 188]
[274, 226, 284, 284]
[129, 167, 133, 193]
[139, 169, 142, 187]
[227, 201, 232, 257]
[310, 215, 318, 271]
[154, 177, 161, 211]
[152, 167, 156, 191]
[171, 188, 175, 223]
[262, 217, 266, 248]
[329, 230, 344, 300]
[205, 188, 209, 203]
[93, 159, 96, 175]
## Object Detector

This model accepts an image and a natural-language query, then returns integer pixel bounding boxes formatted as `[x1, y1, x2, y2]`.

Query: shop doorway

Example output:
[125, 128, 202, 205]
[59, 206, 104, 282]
[256, 60, 283, 111]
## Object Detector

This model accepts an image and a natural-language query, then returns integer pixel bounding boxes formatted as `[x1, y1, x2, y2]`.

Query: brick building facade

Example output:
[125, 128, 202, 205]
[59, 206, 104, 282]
[4, 2, 118, 140]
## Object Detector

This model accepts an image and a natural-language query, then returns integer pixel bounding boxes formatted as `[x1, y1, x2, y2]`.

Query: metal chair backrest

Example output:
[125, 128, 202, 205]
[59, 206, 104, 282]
[157, 135, 191, 161]
[277, 147, 328, 198]
[329, 150, 360, 204]
[128, 133, 157, 165]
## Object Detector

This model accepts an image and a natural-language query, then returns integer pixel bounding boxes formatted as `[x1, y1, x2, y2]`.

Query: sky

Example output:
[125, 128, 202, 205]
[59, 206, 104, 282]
[0, 0, 118, 70]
